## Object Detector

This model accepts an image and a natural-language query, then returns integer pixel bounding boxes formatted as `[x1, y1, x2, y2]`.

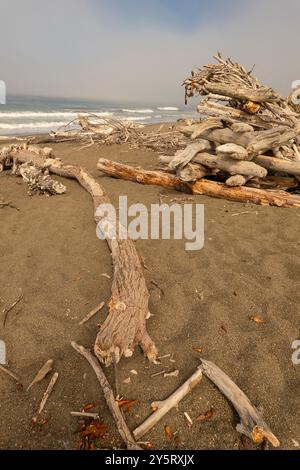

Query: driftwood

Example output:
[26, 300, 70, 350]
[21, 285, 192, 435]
[176, 163, 213, 182]
[71, 341, 141, 450]
[216, 143, 249, 161]
[97, 158, 300, 208]
[32, 372, 59, 422]
[253, 154, 300, 176]
[70, 411, 99, 419]
[2, 291, 23, 327]
[199, 359, 280, 447]
[26, 359, 54, 391]
[191, 153, 267, 178]
[133, 365, 203, 440]
[196, 101, 280, 130]
[225, 175, 249, 187]
[0, 364, 21, 383]
[2, 146, 157, 366]
[79, 301, 105, 326]
[168, 141, 212, 169]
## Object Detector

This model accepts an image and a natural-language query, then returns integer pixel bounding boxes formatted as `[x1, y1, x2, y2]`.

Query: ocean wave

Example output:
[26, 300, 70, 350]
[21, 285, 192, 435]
[0, 111, 113, 119]
[0, 121, 73, 130]
[123, 116, 152, 121]
[157, 107, 179, 111]
[122, 109, 154, 114]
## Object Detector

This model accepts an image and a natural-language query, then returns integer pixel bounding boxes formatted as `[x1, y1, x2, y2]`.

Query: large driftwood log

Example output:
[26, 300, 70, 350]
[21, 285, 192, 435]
[176, 163, 212, 182]
[253, 154, 300, 176]
[192, 153, 267, 178]
[200, 359, 280, 447]
[196, 101, 285, 129]
[248, 129, 296, 155]
[168, 140, 212, 169]
[190, 118, 223, 139]
[6, 149, 157, 366]
[97, 158, 300, 208]
[216, 143, 249, 161]
[201, 82, 278, 104]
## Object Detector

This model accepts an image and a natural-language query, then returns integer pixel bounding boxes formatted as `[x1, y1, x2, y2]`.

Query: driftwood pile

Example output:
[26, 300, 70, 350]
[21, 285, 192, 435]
[97, 54, 300, 208]
[30, 114, 191, 157]
[171, 54, 300, 192]
[30, 115, 145, 147]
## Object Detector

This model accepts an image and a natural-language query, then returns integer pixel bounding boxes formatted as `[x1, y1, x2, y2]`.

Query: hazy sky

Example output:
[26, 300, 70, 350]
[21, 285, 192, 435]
[0, 0, 298, 104]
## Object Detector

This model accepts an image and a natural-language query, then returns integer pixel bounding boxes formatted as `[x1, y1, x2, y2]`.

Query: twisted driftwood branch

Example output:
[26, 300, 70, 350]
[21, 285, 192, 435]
[3, 147, 157, 366]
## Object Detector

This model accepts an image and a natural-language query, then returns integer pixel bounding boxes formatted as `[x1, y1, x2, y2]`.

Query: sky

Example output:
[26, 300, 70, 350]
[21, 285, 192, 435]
[0, 0, 299, 104]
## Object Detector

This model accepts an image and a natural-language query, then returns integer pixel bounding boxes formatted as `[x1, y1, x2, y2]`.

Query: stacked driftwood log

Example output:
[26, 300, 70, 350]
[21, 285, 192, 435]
[165, 54, 300, 190]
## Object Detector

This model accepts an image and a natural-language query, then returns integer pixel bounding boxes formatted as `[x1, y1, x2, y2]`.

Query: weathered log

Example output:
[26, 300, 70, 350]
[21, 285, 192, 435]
[201, 82, 278, 104]
[253, 154, 300, 176]
[216, 143, 249, 161]
[176, 162, 212, 182]
[200, 359, 280, 447]
[230, 122, 254, 133]
[97, 158, 300, 208]
[225, 175, 249, 187]
[6, 148, 157, 366]
[179, 124, 296, 157]
[196, 101, 284, 129]
[168, 140, 212, 169]
[247, 175, 298, 190]
[192, 153, 267, 178]
[248, 129, 296, 155]
[190, 118, 223, 140]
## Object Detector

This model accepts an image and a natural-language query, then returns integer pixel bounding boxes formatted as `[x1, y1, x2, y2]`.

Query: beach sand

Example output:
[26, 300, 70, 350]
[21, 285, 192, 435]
[0, 124, 299, 450]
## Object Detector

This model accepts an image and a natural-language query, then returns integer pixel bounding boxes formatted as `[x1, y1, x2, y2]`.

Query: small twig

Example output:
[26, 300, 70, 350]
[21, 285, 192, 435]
[150, 280, 165, 297]
[71, 341, 141, 450]
[2, 291, 23, 327]
[231, 211, 258, 216]
[26, 359, 54, 391]
[151, 370, 166, 378]
[79, 301, 105, 325]
[0, 364, 21, 383]
[32, 372, 59, 422]
[0, 201, 20, 211]
[70, 411, 99, 419]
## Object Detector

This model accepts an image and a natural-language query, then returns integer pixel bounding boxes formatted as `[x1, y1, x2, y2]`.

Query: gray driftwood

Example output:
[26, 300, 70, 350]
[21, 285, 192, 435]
[200, 359, 280, 447]
[71, 341, 141, 450]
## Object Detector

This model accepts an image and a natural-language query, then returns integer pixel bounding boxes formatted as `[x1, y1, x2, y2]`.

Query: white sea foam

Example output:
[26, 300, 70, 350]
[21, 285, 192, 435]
[124, 116, 152, 121]
[0, 121, 72, 130]
[0, 111, 113, 119]
[157, 107, 179, 111]
[122, 109, 154, 114]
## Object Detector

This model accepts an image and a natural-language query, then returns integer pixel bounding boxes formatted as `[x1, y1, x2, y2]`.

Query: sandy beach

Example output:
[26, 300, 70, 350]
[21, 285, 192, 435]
[0, 123, 299, 450]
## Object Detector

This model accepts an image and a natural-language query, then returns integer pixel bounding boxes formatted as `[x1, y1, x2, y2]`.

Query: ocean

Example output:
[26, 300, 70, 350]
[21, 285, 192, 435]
[0, 96, 197, 136]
